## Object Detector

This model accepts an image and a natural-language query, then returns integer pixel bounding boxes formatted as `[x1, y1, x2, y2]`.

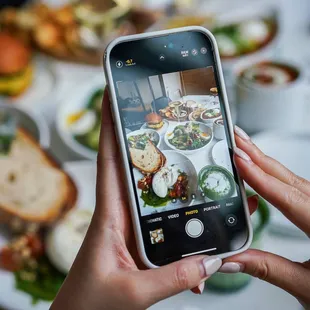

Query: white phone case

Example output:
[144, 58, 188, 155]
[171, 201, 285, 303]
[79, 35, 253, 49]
[103, 26, 253, 268]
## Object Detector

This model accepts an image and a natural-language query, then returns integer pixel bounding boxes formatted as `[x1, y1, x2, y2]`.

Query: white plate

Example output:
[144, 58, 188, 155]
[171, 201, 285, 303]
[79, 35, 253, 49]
[140, 119, 169, 136]
[211, 140, 233, 172]
[252, 131, 310, 238]
[133, 150, 198, 217]
[0, 161, 97, 310]
[164, 121, 213, 155]
[56, 75, 106, 160]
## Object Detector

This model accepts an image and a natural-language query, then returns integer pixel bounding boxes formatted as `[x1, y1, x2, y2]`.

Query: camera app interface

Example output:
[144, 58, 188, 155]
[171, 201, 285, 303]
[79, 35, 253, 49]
[110, 31, 249, 265]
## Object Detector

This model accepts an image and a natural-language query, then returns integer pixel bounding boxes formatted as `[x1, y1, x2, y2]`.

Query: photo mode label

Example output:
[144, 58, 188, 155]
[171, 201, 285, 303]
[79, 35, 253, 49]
[185, 209, 199, 216]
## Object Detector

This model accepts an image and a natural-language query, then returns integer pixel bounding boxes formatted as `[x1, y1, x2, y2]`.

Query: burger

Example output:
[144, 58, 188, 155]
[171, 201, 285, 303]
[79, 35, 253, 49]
[210, 87, 218, 96]
[145, 113, 163, 130]
[0, 32, 33, 96]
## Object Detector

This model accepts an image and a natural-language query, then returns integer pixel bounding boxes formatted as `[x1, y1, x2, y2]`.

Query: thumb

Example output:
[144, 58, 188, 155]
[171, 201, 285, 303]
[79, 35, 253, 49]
[133, 256, 222, 306]
[221, 249, 310, 304]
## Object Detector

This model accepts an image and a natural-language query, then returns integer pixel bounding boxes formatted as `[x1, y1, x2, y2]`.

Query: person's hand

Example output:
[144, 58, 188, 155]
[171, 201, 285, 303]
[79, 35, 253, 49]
[219, 126, 310, 307]
[51, 91, 258, 310]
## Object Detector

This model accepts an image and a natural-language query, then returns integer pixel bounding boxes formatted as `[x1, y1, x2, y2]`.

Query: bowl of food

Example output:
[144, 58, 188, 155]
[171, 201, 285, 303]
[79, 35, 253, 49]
[198, 165, 236, 202]
[213, 4, 279, 73]
[127, 129, 161, 149]
[207, 189, 270, 292]
[235, 60, 307, 134]
[200, 108, 222, 125]
[57, 75, 105, 160]
[164, 121, 213, 155]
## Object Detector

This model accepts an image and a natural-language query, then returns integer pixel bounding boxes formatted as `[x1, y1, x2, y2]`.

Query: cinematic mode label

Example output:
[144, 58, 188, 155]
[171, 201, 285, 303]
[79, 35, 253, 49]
[147, 217, 162, 224]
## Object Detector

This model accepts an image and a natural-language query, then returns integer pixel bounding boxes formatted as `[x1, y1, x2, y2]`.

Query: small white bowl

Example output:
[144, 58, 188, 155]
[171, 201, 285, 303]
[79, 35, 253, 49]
[0, 103, 50, 149]
[213, 118, 226, 140]
[200, 109, 222, 126]
[56, 75, 106, 160]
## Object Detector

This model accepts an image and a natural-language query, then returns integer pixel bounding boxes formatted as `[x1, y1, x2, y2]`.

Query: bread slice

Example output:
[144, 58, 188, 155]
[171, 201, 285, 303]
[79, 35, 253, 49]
[0, 128, 77, 224]
[129, 140, 165, 174]
[9, 128, 56, 167]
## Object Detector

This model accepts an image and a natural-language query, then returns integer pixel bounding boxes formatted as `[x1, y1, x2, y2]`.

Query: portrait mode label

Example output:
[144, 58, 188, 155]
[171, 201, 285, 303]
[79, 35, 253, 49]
[203, 204, 220, 212]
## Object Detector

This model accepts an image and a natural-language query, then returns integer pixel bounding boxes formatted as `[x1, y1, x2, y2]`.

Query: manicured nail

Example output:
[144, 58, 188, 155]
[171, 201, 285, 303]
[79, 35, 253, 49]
[219, 262, 244, 274]
[250, 194, 259, 203]
[197, 282, 205, 294]
[234, 147, 252, 163]
[201, 257, 222, 278]
[234, 125, 253, 144]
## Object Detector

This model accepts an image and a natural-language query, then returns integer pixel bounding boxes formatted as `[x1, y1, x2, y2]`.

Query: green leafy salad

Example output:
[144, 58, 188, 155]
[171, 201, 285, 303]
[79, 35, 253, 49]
[168, 123, 211, 150]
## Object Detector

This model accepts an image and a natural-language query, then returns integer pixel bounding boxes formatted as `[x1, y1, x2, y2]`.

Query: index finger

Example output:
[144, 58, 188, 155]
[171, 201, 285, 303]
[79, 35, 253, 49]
[98, 88, 118, 160]
[233, 147, 310, 235]
[96, 88, 126, 218]
[235, 131, 310, 198]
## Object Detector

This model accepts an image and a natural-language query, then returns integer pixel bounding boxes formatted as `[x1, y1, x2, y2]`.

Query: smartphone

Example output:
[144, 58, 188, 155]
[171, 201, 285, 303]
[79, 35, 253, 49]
[104, 26, 252, 268]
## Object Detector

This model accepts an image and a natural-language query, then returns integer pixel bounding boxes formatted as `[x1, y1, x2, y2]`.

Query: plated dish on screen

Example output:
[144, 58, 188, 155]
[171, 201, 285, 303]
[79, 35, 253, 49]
[164, 121, 213, 155]
[132, 150, 198, 216]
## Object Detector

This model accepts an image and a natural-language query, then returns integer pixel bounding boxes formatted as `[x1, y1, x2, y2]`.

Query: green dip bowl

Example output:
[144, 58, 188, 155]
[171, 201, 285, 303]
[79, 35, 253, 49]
[206, 189, 270, 292]
[198, 165, 236, 201]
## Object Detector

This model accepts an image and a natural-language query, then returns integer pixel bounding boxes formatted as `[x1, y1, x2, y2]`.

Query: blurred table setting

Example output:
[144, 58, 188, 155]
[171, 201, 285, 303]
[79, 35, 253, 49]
[0, 0, 309, 309]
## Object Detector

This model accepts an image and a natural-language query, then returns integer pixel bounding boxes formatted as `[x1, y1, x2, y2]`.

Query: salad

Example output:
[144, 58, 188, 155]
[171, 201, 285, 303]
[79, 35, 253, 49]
[138, 166, 189, 207]
[0, 234, 65, 304]
[213, 18, 276, 58]
[128, 132, 159, 150]
[67, 88, 104, 152]
[167, 122, 211, 151]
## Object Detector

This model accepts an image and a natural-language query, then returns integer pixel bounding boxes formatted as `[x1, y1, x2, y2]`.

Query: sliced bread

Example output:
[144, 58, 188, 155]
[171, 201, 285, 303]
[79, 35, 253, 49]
[0, 128, 77, 224]
[129, 140, 165, 174]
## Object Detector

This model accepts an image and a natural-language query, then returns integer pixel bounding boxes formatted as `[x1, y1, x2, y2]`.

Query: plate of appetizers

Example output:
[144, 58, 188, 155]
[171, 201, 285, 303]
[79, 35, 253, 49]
[129, 145, 198, 216]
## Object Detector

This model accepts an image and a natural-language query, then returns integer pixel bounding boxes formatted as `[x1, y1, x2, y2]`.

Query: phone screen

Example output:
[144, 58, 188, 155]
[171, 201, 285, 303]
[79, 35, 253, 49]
[108, 30, 250, 265]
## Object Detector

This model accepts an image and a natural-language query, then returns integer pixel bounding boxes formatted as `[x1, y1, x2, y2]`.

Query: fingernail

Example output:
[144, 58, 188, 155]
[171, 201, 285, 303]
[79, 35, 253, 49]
[201, 257, 222, 278]
[234, 147, 252, 163]
[197, 282, 205, 294]
[234, 125, 253, 144]
[219, 262, 244, 274]
[250, 194, 259, 203]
